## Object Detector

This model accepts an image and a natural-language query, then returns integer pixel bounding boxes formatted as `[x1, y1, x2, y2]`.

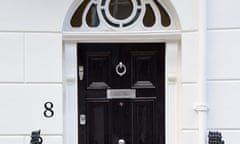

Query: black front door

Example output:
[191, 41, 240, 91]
[77, 43, 165, 144]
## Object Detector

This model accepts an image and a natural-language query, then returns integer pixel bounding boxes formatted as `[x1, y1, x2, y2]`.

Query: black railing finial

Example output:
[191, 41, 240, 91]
[30, 130, 43, 144]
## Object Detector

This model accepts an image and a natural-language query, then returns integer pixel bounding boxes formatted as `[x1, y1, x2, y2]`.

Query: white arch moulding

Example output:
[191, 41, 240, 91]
[63, 0, 181, 32]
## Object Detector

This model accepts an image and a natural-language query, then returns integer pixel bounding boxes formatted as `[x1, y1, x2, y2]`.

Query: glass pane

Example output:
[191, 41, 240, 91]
[71, 0, 90, 27]
[153, 0, 171, 27]
[86, 4, 100, 27]
[101, 0, 106, 6]
[136, 0, 141, 6]
[109, 0, 133, 20]
[143, 4, 155, 27]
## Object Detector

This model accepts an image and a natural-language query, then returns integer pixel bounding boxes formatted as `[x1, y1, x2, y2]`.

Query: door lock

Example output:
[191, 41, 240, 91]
[80, 114, 86, 125]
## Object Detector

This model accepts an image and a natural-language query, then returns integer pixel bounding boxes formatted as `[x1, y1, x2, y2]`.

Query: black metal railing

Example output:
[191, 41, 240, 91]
[208, 131, 224, 144]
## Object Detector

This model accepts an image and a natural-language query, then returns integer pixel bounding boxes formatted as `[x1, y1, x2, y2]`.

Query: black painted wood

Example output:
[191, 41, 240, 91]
[77, 43, 165, 144]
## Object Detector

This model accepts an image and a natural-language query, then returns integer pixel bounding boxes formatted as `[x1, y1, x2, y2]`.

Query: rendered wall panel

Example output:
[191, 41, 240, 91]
[0, 0, 72, 31]
[208, 0, 240, 29]
[25, 33, 62, 82]
[180, 85, 198, 129]
[171, 0, 198, 30]
[0, 33, 24, 82]
[218, 131, 240, 144]
[180, 131, 199, 144]
[0, 136, 25, 144]
[0, 84, 63, 134]
[208, 82, 240, 129]
[181, 33, 199, 82]
[208, 30, 240, 79]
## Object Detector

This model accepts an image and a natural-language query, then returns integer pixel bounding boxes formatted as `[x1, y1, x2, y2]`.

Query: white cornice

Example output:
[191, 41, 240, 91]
[62, 31, 182, 42]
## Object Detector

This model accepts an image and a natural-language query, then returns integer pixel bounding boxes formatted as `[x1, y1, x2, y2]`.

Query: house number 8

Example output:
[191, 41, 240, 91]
[44, 102, 54, 118]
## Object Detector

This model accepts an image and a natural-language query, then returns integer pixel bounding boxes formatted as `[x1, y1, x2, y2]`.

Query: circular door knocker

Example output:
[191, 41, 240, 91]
[115, 62, 127, 77]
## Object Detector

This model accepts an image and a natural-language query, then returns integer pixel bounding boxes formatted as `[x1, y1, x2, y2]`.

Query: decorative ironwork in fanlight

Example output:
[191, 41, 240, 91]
[69, 0, 175, 31]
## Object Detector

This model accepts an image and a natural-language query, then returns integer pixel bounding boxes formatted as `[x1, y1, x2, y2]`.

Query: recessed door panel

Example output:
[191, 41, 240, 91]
[110, 100, 132, 144]
[78, 43, 165, 144]
[134, 101, 154, 144]
[131, 51, 157, 89]
[87, 102, 109, 144]
[87, 52, 111, 89]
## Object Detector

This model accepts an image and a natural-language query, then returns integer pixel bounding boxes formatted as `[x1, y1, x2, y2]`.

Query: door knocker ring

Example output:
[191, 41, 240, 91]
[115, 62, 127, 76]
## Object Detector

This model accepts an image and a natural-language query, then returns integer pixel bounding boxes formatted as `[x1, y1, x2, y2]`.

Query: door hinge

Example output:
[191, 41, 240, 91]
[79, 66, 84, 80]
[80, 114, 86, 125]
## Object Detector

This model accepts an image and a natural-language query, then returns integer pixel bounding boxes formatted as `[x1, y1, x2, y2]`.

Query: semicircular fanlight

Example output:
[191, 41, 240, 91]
[69, 0, 174, 29]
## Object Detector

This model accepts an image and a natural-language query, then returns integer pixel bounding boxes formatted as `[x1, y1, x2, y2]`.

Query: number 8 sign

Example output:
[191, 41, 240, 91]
[43, 102, 54, 118]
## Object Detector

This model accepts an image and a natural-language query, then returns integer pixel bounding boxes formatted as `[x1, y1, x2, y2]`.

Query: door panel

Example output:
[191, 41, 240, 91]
[78, 43, 165, 144]
[87, 52, 111, 89]
[111, 100, 132, 144]
[87, 102, 108, 144]
[131, 51, 157, 89]
[134, 101, 154, 144]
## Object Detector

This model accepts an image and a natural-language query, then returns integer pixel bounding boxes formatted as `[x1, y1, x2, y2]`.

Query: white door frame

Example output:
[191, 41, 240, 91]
[63, 32, 181, 144]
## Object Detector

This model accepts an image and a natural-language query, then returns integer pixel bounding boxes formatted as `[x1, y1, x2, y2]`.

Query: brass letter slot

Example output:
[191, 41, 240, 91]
[107, 89, 136, 99]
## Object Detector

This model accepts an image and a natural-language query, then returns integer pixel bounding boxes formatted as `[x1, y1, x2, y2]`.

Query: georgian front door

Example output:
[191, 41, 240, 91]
[77, 43, 165, 144]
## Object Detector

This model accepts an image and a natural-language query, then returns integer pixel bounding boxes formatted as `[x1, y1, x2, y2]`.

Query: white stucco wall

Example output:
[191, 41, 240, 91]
[0, 32, 63, 144]
[0, 0, 239, 144]
[0, 0, 68, 143]
[177, 0, 240, 143]
[0, 0, 72, 32]
[207, 0, 240, 144]
[171, 0, 200, 143]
